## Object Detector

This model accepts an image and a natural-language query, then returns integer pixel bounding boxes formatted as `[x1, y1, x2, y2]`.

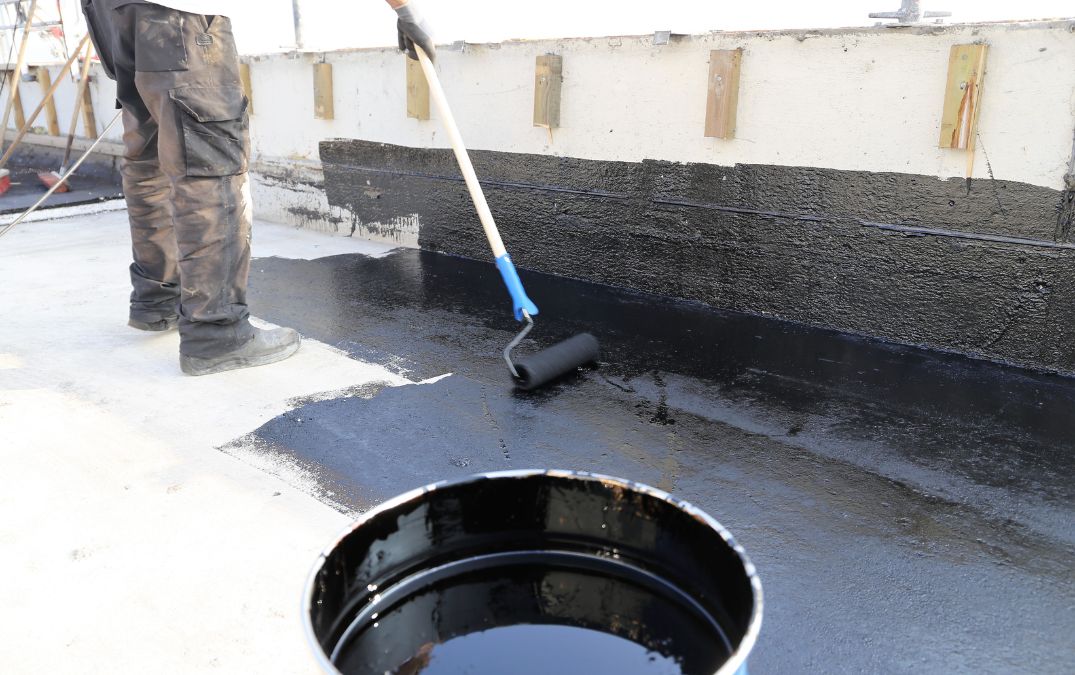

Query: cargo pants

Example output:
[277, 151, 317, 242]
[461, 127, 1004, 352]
[81, 1, 255, 357]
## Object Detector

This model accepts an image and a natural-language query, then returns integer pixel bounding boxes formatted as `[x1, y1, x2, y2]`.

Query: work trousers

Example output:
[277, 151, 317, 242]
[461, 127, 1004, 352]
[82, 1, 255, 357]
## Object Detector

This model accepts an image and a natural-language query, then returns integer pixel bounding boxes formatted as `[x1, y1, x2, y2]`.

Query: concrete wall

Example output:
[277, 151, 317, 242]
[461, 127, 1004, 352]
[242, 21, 1075, 181]
[238, 21, 1075, 241]
[17, 21, 1075, 189]
[20, 21, 1075, 196]
[237, 21, 1075, 239]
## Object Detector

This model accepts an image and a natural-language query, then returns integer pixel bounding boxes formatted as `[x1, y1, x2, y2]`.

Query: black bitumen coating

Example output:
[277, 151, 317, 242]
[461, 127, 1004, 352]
[320, 139, 1075, 375]
[0, 148, 123, 214]
[230, 248, 1075, 674]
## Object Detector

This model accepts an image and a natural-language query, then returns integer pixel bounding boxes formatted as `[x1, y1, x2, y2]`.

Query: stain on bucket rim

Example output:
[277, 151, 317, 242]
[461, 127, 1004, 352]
[302, 469, 764, 675]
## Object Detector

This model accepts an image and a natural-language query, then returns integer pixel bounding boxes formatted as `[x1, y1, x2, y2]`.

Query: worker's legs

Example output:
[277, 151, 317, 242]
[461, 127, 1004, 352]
[110, 5, 256, 357]
[83, 0, 180, 327]
[83, 2, 297, 373]
[122, 114, 181, 327]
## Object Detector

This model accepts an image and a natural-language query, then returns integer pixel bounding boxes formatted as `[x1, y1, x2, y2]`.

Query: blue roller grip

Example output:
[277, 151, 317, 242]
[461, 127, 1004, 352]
[495, 254, 539, 321]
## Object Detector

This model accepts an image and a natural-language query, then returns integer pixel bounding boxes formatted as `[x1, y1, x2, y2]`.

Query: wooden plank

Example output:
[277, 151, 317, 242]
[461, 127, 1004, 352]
[533, 54, 562, 128]
[80, 68, 97, 138]
[0, 34, 90, 170]
[66, 45, 94, 148]
[35, 66, 60, 136]
[0, 0, 37, 140]
[405, 56, 429, 120]
[3, 127, 124, 156]
[313, 62, 334, 120]
[704, 49, 742, 139]
[6, 71, 26, 130]
[938, 44, 988, 150]
[239, 62, 253, 116]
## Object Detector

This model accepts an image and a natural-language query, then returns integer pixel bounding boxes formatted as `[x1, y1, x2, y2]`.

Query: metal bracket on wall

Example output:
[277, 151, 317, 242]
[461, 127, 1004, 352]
[938, 43, 988, 180]
[870, 0, 950, 24]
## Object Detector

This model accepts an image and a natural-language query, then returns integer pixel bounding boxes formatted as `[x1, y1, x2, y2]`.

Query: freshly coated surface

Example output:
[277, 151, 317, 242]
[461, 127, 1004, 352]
[234, 248, 1075, 674]
[320, 139, 1075, 374]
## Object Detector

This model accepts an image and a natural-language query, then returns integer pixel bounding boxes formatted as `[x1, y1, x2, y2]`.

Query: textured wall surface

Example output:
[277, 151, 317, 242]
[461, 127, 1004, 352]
[246, 21, 1075, 190]
[322, 139, 1075, 375]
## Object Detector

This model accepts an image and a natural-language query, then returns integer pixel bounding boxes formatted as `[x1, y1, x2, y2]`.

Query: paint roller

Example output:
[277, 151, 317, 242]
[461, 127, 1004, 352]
[414, 47, 600, 390]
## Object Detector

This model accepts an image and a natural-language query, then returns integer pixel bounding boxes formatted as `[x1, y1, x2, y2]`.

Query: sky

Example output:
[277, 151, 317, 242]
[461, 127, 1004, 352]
[241, 0, 1075, 54]
[6, 1, 1075, 58]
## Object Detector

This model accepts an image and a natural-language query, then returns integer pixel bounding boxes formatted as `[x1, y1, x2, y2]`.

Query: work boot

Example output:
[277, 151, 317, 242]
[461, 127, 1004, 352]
[129, 316, 179, 332]
[179, 327, 301, 376]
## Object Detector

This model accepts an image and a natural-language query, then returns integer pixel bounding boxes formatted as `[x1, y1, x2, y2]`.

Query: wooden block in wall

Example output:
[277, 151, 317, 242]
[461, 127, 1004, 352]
[80, 73, 96, 138]
[35, 66, 60, 136]
[406, 56, 430, 120]
[939, 44, 988, 149]
[704, 49, 742, 139]
[533, 54, 562, 128]
[313, 62, 334, 120]
[5, 71, 25, 130]
[239, 62, 253, 116]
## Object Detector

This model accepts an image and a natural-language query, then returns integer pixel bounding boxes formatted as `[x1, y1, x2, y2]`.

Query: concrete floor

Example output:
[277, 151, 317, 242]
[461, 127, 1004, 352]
[0, 208, 405, 673]
[2, 208, 1073, 673]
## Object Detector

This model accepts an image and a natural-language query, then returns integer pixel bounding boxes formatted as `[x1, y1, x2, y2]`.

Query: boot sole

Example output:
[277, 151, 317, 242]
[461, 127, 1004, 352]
[179, 338, 301, 376]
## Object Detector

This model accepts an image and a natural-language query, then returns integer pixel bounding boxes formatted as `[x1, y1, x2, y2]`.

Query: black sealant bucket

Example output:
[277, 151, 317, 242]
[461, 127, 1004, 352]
[304, 471, 762, 675]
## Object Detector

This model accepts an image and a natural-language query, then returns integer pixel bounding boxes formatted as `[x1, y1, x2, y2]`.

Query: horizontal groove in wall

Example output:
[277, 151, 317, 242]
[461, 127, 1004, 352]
[861, 221, 1075, 251]
[329, 160, 1072, 250]
[323, 162, 630, 200]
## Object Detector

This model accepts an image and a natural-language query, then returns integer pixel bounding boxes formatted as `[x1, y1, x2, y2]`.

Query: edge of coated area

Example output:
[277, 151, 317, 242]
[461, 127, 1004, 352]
[301, 469, 764, 675]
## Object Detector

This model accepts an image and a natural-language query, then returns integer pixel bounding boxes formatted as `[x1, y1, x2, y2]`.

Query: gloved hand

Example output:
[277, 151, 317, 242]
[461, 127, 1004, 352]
[395, 1, 435, 63]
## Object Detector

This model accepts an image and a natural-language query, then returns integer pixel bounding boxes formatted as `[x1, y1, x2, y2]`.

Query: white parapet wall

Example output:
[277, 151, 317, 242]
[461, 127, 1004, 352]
[9, 20, 1075, 242]
[234, 19, 1075, 244]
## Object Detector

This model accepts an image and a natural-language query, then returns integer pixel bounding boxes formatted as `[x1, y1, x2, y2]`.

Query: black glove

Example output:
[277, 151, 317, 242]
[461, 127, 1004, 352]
[395, 1, 435, 63]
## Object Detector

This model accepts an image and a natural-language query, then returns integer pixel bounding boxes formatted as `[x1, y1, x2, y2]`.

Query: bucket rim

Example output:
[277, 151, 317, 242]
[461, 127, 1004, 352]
[302, 469, 763, 675]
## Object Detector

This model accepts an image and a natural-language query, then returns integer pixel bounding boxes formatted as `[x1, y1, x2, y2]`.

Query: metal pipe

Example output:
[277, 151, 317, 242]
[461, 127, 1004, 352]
[869, 0, 950, 23]
[291, 0, 304, 50]
[0, 20, 60, 30]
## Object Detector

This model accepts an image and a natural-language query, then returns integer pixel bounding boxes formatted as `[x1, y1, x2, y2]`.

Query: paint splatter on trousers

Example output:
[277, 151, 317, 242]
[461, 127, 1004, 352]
[82, 1, 254, 357]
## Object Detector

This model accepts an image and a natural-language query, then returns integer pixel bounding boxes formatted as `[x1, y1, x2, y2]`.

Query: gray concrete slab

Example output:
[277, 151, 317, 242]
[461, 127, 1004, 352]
[0, 209, 406, 673]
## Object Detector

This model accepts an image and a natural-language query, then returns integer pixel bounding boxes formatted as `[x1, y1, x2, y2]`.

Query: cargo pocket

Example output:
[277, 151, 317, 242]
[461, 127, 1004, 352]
[170, 85, 249, 177]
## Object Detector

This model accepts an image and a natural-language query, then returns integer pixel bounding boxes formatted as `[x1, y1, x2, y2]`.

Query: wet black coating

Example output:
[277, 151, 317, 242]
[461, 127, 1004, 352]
[235, 248, 1075, 673]
[389, 624, 685, 675]
[513, 332, 600, 390]
[310, 473, 751, 675]
[320, 139, 1075, 375]
[1, 147, 123, 214]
